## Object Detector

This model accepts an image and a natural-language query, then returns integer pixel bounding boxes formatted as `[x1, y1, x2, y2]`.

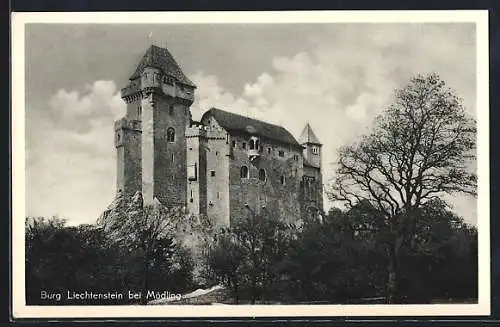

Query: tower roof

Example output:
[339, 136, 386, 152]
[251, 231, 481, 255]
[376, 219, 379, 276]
[202, 108, 302, 148]
[129, 45, 196, 87]
[299, 123, 321, 145]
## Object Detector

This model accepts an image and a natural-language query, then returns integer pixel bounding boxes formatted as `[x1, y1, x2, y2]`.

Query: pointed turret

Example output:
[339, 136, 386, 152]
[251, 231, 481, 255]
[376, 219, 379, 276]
[299, 123, 321, 145]
[300, 123, 322, 169]
[129, 45, 196, 87]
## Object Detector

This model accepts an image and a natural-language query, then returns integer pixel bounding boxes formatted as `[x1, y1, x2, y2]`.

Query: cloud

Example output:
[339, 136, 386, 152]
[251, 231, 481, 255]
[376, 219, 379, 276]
[26, 80, 126, 225]
[25, 24, 477, 225]
[189, 24, 477, 224]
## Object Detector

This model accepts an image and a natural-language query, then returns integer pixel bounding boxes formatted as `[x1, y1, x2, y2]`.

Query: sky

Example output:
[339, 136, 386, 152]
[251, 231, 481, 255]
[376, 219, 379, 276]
[24, 22, 479, 226]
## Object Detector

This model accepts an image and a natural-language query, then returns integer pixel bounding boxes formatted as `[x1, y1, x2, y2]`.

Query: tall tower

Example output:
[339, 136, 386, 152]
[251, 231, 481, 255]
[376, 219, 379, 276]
[116, 45, 196, 206]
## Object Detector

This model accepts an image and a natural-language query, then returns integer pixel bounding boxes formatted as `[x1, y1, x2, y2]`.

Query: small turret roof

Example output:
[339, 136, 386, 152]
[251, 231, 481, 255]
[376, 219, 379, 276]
[129, 45, 196, 87]
[299, 123, 321, 145]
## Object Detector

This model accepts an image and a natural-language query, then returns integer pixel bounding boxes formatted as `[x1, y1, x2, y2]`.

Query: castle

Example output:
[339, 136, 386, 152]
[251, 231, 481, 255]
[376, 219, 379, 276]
[114, 44, 323, 226]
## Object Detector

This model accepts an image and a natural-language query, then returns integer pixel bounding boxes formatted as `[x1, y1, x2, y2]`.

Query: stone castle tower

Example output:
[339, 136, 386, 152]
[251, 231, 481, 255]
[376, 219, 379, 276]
[115, 45, 196, 206]
[114, 44, 324, 225]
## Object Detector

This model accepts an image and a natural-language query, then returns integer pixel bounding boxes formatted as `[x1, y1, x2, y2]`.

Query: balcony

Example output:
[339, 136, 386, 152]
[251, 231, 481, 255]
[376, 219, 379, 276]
[248, 136, 260, 161]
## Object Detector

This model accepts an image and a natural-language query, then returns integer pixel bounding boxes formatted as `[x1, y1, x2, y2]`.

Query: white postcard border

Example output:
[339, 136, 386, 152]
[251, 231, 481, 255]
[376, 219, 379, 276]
[11, 10, 490, 318]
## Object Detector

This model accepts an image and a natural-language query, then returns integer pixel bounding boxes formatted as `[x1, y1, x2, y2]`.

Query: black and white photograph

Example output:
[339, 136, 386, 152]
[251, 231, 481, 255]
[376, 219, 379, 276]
[11, 11, 490, 318]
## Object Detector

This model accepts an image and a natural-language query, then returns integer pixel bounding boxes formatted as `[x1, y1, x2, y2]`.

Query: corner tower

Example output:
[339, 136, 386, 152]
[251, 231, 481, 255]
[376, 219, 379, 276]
[116, 44, 196, 206]
[299, 123, 323, 217]
[299, 123, 322, 169]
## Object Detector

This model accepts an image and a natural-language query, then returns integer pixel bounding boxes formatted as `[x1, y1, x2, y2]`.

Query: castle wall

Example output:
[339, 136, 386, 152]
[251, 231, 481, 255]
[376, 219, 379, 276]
[225, 131, 304, 225]
[302, 165, 324, 214]
[186, 127, 207, 217]
[153, 99, 188, 207]
[204, 128, 230, 227]
[115, 118, 141, 196]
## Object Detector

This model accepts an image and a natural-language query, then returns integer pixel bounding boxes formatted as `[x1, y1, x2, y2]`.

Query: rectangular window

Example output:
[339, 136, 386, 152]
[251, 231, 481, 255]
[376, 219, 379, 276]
[211, 170, 216, 177]
[278, 150, 285, 157]
[232, 140, 236, 148]
[242, 142, 247, 149]
[293, 154, 299, 161]
[171, 153, 175, 162]
[268, 148, 271, 154]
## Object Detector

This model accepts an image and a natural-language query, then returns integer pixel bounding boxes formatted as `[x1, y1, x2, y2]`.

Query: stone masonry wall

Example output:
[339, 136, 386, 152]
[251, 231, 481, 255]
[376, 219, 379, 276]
[227, 131, 304, 225]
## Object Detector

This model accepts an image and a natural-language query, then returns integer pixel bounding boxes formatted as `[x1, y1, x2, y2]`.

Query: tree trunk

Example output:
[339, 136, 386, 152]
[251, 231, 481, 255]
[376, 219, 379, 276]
[233, 277, 239, 304]
[387, 241, 402, 304]
[251, 274, 257, 304]
[141, 251, 150, 305]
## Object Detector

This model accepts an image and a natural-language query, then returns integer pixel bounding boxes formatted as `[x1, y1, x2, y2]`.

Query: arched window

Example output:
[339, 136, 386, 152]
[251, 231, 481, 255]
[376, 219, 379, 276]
[258, 169, 266, 182]
[249, 139, 255, 150]
[240, 166, 249, 179]
[167, 128, 175, 142]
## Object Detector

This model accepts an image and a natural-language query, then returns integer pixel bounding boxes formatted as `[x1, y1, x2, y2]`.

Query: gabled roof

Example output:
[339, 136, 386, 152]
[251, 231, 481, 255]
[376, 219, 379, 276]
[299, 123, 321, 145]
[202, 108, 301, 148]
[129, 45, 196, 87]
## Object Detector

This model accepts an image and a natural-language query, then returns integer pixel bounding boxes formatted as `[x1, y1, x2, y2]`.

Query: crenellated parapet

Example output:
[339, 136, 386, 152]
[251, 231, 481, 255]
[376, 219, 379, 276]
[114, 117, 141, 132]
[121, 74, 195, 106]
[186, 125, 207, 139]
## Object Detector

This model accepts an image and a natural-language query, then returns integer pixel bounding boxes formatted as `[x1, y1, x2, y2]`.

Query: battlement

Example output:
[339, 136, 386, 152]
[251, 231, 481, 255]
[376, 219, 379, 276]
[186, 125, 207, 138]
[114, 117, 141, 132]
[121, 83, 141, 98]
[121, 77, 195, 104]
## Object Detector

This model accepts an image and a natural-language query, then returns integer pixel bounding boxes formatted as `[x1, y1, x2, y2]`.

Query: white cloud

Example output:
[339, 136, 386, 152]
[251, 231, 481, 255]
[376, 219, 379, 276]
[189, 25, 477, 224]
[26, 80, 126, 225]
[26, 24, 477, 225]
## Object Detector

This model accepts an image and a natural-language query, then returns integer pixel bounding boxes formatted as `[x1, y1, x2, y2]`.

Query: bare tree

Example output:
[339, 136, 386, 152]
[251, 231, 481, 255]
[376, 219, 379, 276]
[329, 73, 476, 303]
